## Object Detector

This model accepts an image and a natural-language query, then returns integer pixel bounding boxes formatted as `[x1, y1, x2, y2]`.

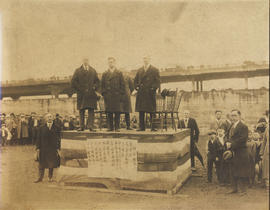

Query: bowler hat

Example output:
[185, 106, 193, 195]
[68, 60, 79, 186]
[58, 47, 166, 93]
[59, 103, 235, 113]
[223, 150, 233, 161]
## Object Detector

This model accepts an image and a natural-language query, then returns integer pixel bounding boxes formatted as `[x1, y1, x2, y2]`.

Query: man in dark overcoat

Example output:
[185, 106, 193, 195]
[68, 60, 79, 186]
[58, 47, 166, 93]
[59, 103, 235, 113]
[122, 74, 134, 130]
[134, 56, 160, 131]
[71, 58, 100, 131]
[178, 110, 204, 171]
[101, 57, 125, 132]
[34, 113, 61, 183]
[226, 109, 250, 194]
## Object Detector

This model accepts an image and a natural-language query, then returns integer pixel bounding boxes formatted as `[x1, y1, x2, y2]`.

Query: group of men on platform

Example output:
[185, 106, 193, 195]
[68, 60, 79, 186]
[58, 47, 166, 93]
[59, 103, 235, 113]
[71, 56, 160, 132]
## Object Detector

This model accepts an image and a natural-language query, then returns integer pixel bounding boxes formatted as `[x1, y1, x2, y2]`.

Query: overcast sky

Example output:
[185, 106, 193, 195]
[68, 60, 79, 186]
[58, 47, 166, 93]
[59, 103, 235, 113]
[0, 0, 269, 81]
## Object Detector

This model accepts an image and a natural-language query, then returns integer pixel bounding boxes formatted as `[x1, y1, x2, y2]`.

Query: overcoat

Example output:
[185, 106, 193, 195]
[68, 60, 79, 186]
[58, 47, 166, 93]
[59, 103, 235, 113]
[36, 123, 61, 169]
[260, 126, 269, 180]
[101, 69, 125, 112]
[228, 121, 250, 178]
[17, 119, 29, 139]
[134, 65, 160, 113]
[121, 75, 134, 113]
[71, 65, 100, 110]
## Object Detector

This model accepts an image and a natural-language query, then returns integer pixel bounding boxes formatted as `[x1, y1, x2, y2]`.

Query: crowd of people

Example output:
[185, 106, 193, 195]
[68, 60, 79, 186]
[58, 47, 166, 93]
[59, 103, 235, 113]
[204, 109, 269, 194]
[1, 56, 269, 193]
[0, 112, 76, 146]
[0, 112, 142, 147]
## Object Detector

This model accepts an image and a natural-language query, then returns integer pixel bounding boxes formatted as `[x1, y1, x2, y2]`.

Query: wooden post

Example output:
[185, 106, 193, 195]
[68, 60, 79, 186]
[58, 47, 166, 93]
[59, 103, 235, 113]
[200, 81, 203, 91]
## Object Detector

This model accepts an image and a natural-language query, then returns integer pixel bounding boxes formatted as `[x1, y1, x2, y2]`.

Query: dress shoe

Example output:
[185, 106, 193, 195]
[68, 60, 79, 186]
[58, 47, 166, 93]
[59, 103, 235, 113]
[115, 129, 120, 132]
[126, 127, 133, 130]
[107, 129, 114, 132]
[88, 128, 96, 132]
[151, 128, 158, 132]
[227, 190, 238, 194]
[136, 128, 145, 132]
[239, 191, 247, 196]
[77, 128, 84, 132]
[34, 178, 43, 183]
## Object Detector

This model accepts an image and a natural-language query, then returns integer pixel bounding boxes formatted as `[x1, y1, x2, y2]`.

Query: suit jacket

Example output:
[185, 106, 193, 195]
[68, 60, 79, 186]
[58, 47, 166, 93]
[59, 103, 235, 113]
[178, 118, 200, 143]
[210, 119, 226, 131]
[228, 121, 250, 177]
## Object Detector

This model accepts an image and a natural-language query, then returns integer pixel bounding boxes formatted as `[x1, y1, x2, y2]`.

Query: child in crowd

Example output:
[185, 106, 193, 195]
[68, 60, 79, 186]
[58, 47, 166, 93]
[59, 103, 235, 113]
[207, 130, 223, 183]
[1, 123, 11, 146]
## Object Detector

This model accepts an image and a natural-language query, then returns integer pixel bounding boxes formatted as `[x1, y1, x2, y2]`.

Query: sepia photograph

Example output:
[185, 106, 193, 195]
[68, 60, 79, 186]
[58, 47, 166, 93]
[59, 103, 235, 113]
[0, 0, 269, 209]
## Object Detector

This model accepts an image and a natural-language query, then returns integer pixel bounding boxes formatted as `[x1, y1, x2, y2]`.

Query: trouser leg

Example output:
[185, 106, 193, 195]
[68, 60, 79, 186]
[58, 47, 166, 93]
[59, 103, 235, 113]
[150, 113, 156, 130]
[139, 112, 145, 130]
[194, 143, 204, 167]
[79, 109, 85, 129]
[190, 141, 195, 168]
[238, 177, 248, 193]
[207, 158, 213, 182]
[87, 108, 95, 129]
[215, 160, 221, 182]
[38, 168, 45, 180]
[231, 176, 238, 192]
[125, 113, 131, 129]
[48, 168, 54, 179]
[107, 112, 114, 130]
[114, 112, 120, 130]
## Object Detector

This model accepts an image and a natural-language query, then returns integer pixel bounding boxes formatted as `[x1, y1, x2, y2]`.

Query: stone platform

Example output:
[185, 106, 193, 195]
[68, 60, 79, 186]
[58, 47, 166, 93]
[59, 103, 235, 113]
[57, 129, 191, 194]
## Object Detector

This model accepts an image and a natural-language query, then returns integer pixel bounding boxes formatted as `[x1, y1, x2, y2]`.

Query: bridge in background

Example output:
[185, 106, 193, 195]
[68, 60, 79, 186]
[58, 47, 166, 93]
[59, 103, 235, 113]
[0, 64, 269, 100]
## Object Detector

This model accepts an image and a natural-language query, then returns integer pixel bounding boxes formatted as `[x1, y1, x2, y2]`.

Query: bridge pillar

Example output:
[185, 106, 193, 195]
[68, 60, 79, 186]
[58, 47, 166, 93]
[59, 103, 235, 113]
[245, 77, 249, 89]
[200, 81, 203, 91]
[192, 80, 195, 91]
[49, 85, 62, 98]
[196, 81, 199, 92]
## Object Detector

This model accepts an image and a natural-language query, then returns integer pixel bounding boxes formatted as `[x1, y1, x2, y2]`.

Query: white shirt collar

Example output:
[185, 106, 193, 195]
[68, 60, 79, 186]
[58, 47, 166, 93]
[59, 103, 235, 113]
[233, 120, 240, 128]
[144, 64, 150, 71]
[83, 64, 89, 70]
[109, 67, 116, 72]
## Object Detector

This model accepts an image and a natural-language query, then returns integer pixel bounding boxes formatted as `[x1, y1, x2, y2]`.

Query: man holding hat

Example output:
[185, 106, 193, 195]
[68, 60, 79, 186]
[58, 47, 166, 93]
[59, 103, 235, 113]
[226, 109, 250, 194]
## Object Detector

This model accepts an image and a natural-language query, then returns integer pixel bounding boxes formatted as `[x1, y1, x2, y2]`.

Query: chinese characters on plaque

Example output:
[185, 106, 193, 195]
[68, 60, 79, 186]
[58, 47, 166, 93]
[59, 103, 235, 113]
[86, 138, 137, 179]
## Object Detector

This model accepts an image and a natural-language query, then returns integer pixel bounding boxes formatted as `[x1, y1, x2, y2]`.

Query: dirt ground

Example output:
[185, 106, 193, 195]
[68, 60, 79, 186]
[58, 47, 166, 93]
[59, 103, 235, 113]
[0, 135, 269, 210]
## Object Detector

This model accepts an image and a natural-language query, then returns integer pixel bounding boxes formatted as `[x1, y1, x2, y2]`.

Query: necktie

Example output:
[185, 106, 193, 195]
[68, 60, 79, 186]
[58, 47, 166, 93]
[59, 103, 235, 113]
[185, 119, 188, 127]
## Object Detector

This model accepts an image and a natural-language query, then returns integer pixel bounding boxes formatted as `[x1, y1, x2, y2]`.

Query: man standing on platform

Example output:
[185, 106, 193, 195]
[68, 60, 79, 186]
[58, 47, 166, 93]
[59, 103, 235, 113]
[34, 113, 61, 183]
[71, 58, 100, 132]
[226, 109, 250, 195]
[101, 57, 125, 132]
[134, 56, 160, 131]
[122, 74, 135, 130]
[178, 110, 205, 171]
